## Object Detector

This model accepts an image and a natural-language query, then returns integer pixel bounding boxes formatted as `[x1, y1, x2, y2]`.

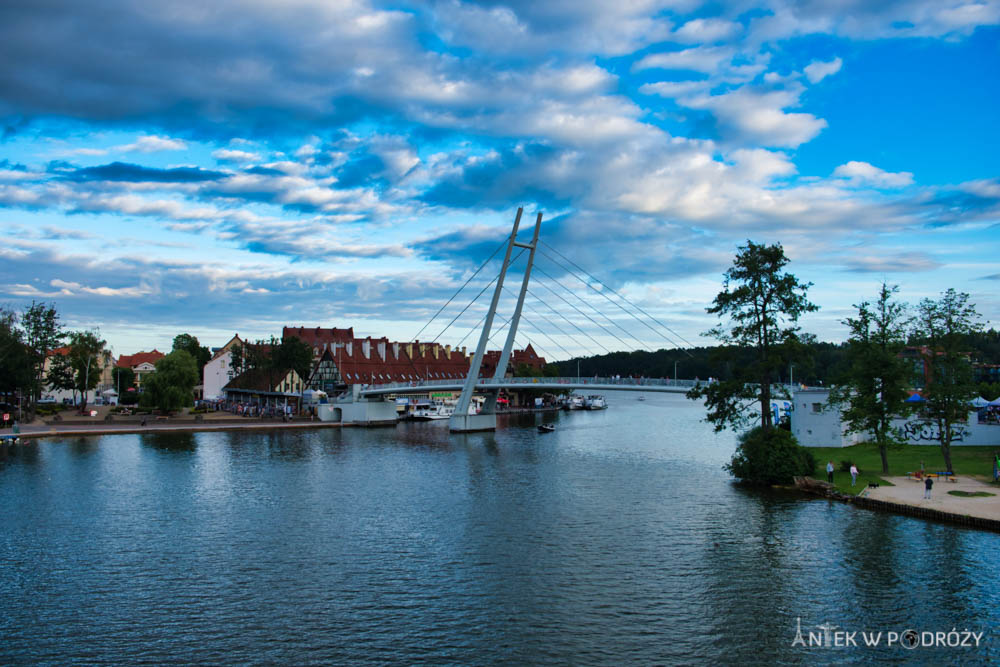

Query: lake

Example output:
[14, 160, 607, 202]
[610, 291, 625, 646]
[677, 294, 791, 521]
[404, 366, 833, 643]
[1, 392, 996, 664]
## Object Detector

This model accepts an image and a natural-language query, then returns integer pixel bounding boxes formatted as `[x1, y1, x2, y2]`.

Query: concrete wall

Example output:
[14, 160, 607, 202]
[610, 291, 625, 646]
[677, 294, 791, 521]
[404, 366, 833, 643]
[792, 387, 1000, 447]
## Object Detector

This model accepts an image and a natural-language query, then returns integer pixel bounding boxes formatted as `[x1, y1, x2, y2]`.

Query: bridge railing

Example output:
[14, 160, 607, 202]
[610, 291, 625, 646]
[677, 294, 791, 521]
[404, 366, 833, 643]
[361, 376, 706, 392]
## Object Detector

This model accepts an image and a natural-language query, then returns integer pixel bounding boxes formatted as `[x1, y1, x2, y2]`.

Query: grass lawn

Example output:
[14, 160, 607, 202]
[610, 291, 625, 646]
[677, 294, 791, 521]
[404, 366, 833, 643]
[808, 443, 1000, 495]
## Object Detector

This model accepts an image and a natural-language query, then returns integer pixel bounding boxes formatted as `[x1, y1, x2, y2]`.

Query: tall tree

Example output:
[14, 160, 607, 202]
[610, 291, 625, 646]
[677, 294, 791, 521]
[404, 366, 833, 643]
[830, 282, 912, 474]
[65, 330, 108, 412]
[141, 350, 199, 414]
[45, 353, 76, 402]
[688, 240, 817, 432]
[273, 335, 313, 381]
[915, 289, 983, 473]
[172, 333, 211, 375]
[0, 308, 33, 409]
[21, 301, 63, 410]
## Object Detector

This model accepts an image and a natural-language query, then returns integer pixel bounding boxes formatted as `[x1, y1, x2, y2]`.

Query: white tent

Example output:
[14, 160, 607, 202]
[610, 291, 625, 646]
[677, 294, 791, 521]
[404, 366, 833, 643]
[971, 396, 990, 407]
[989, 396, 1000, 407]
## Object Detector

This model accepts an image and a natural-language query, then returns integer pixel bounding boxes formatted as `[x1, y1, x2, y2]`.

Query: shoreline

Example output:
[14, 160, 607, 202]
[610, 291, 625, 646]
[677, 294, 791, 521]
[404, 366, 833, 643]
[796, 476, 1000, 533]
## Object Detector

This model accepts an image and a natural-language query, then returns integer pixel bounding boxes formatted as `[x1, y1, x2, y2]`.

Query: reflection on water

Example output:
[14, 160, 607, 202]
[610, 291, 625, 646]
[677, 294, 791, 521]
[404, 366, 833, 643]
[0, 392, 996, 664]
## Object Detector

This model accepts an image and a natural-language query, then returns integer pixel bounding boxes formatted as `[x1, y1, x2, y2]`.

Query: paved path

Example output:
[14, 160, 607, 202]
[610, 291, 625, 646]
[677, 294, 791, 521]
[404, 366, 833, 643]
[866, 475, 1000, 521]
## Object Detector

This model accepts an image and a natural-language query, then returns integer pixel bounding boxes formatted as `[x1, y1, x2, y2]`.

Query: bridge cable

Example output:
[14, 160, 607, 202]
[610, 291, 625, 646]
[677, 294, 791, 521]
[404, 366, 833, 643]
[538, 242, 697, 355]
[528, 279, 633, 351]
[411, 238, 507, 342]
[430, 247, 527, 344]
[538, 246, 687, 352]
[533, 262, 654, 353]
[526, 287, 612, 355]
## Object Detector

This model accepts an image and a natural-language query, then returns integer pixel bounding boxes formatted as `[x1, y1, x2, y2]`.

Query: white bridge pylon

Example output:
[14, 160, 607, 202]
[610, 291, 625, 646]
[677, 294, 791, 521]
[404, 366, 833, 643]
[450, 207, 542, 432]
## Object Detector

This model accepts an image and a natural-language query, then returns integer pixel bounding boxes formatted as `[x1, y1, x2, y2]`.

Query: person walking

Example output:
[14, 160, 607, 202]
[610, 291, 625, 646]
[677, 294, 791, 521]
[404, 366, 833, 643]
[850, 464, 859, 487]
[924, 475, 934, 500]
[826, 460, 834, 484]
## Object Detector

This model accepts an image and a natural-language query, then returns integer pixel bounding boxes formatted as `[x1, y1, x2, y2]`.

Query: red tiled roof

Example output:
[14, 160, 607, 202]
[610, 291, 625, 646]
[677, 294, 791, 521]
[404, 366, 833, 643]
[117, 349, 165, 368]
[47, 345, 72, 357]
[283, 326, 355, 352]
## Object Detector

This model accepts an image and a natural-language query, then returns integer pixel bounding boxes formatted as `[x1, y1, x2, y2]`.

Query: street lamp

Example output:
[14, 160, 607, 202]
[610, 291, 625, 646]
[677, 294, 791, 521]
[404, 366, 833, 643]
[674, 360, 678, 384]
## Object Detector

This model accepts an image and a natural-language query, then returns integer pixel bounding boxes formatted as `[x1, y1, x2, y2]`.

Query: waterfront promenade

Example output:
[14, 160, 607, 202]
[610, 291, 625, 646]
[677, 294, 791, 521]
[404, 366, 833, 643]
[865, 475, 1000, 522]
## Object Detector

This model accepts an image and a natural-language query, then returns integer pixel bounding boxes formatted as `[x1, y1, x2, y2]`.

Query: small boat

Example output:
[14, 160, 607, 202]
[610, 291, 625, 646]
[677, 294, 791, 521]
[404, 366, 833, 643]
[584, 395, 607, 410]
[538, 423, 555, 433]
[637, 395, 645, 401]
[567, 395, 585, 410]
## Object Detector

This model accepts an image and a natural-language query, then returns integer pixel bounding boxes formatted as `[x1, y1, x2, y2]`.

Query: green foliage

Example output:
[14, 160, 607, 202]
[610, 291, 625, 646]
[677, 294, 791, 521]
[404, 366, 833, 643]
[0, 308, 33, 398]
[64, 330, 108, 410]
[915, 289, 983, 472]
[830, 282, 913, 474]
[172, 333, 211, 374]
[21, 301, 63, 404]
[140, 350, 199, 414]
[112, 366, 135, 392]
[46, 354, 75, 396]
[272, 336, 313, 381]
[688, 240, 817, 432]
[725, 426, 816, 485]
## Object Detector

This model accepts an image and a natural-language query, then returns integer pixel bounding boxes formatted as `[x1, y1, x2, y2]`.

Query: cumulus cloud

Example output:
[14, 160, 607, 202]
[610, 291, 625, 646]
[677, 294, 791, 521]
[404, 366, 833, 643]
[804, 57, 842, 83]
[212, 149, 261, 162]
[833, 161, 915, 188]
[683, 86, 828, 148]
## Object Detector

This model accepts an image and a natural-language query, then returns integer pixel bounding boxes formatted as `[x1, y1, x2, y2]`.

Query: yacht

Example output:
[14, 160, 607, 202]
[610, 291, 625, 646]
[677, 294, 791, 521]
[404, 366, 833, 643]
[566, 395, 585, 410]
[584, 395, 607, 410]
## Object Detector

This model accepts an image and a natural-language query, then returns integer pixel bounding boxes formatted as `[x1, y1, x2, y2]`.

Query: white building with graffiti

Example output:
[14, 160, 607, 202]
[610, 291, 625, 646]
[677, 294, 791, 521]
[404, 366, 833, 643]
[791, 388, 1000, 448]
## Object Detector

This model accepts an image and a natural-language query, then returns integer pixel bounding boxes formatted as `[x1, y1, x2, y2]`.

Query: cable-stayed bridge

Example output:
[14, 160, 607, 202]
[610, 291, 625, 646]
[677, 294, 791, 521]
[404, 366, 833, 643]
[331, 207, 701, 431]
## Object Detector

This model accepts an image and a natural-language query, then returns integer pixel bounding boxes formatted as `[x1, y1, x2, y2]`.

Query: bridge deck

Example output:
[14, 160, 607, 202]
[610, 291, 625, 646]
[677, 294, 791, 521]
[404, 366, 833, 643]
[358, 377, 705, 397]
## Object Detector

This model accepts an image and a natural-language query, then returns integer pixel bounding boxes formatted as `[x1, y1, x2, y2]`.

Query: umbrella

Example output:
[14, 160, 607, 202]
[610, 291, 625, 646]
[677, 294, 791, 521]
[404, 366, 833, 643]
[905, 393, 925, 403]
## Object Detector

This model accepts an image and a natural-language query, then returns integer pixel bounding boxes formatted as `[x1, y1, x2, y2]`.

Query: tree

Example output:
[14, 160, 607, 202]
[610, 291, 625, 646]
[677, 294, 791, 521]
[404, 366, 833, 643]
[45, 353, 75, 401]
[272, 335, 313, 381]
[0, 308, 33, 410]
[726, 426, 816, 485]
[65, 330, 108, 412]
[915, 289, 983, 473]
[140, 350, 199, 414]
[112, 366, 136, 394]
[830, 283, 913, 474]
[172, 333, 211, 375]
[21, 301, 63, 410]
[688, 240, 817, 433]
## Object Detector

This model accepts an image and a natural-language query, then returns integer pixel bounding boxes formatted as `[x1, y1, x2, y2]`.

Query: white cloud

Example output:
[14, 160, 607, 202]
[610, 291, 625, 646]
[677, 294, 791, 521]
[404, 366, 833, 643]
[804, 57, 843, 83]
[673, 18, 742, 43]
[684, 86, 828, 148]
[116, 135, 187, 153]
[833, 161, 915, 188]
[633, 46, 735, 73]
[212, 149, 261, 162]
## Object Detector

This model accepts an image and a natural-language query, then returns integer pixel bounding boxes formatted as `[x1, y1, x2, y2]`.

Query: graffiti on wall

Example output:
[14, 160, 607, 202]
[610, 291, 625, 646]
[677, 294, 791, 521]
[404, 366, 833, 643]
[902, 421, 967, 443]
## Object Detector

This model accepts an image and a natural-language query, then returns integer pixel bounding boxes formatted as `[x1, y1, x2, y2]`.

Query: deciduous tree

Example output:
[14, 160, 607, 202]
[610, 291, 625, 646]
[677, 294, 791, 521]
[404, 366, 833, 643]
[830, 282, 912, 474]
[141, 350, 199, 414]
[21, 301, 63, 410]
[915, 289, 982, 473]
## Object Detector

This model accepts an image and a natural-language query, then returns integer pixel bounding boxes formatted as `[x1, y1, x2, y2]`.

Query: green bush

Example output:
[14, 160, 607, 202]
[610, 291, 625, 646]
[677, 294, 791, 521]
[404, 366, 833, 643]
[725, 426, 816, 485]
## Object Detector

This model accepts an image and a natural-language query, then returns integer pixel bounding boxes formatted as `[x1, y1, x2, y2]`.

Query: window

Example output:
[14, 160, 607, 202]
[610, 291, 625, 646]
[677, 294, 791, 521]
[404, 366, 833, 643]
[811, 403, 822, 414]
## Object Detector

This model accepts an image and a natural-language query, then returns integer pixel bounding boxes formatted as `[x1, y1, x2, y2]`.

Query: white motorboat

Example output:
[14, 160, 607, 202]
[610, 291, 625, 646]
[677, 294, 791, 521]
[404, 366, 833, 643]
[584, 395, 607, 410]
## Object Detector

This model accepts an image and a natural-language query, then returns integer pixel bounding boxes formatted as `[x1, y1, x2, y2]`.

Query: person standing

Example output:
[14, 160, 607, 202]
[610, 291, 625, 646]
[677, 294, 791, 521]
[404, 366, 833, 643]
[826, 460, 834, 484]
[924, 475, 934, 500]
[850, 464, 859, 487]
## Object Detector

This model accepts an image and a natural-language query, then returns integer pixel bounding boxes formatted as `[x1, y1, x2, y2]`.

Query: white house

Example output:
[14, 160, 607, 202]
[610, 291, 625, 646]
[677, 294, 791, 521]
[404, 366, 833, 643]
[791, 387, 1000, 447]
[203, 334, 243, 400]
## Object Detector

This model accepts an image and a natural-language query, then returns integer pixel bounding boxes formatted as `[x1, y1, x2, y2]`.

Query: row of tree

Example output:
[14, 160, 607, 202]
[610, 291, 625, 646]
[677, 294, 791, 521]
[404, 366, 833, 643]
[680, 240, 985, 481]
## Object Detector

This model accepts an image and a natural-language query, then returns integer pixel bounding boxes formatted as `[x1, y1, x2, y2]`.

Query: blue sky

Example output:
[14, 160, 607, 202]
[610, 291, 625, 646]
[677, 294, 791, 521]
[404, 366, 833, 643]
[1, 0, 998, 360]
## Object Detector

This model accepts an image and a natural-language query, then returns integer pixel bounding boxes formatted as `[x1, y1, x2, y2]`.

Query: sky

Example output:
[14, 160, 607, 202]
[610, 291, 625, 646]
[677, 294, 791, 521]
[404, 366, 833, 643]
[1, 0, 998, 362]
